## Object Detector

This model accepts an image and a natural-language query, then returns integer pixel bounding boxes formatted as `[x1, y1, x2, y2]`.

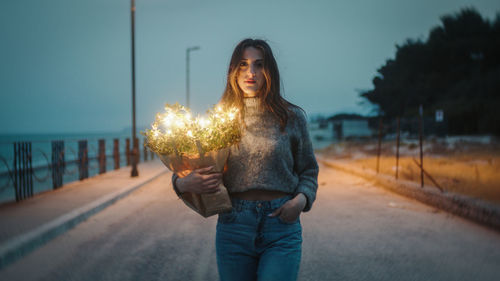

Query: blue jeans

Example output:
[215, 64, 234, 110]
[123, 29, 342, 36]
[216, 195, 302, 281]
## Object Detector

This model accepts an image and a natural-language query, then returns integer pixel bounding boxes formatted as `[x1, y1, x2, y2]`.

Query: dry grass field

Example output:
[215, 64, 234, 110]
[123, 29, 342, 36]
[317, 138, 500, 204]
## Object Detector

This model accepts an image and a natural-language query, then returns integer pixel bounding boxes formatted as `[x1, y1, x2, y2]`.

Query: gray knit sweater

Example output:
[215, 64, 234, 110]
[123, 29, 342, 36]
[172, 97, 319, 212]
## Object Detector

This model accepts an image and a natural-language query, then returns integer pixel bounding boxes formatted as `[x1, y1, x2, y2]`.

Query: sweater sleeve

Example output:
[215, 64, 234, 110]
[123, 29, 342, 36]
[171, 173, 183, 198]
[292, 110, 319, 212]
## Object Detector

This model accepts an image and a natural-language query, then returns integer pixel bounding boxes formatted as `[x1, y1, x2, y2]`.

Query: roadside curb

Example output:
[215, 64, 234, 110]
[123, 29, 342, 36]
[0, 169, 169, 270]
[317, 156, 500, 232]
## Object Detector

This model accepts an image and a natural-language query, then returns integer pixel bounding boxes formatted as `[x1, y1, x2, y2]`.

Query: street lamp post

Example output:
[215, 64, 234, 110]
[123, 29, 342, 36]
[130, 0, 138, 177]
[186, 46, 200, 108]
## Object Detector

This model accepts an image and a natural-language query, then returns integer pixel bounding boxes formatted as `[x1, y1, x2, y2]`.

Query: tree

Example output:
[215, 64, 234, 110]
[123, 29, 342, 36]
[361, 7, 500, 135]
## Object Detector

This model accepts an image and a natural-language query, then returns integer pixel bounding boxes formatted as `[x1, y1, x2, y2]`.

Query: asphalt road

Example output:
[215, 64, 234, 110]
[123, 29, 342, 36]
[1, 163, 499, 281]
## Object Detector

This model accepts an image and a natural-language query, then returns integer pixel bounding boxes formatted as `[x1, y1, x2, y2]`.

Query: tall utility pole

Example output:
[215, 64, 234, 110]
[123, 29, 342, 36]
[186, 46, 200, 108]
[130, 0, 138, 177]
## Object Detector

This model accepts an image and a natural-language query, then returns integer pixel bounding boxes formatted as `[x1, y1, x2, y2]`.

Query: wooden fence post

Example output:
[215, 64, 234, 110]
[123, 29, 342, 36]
[376, 117, 383, 174]
[395, 116, 400, 180]
[419, 105, 424, 188]
[126, 138, 131, 166]
[98, 139, 106, 174]
[78, 140, 89, 180]
[113, 139, 120, 170]
[143, 138, 148, 161]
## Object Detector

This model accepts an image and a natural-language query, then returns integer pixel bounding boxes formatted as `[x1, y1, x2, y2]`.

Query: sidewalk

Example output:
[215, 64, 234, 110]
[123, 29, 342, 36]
[0, 160, 169, 269]
[316, 155, 500, 232]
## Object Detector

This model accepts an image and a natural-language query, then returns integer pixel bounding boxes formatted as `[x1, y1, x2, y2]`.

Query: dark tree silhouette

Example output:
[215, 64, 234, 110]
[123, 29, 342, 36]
[361, 7, 500, 135]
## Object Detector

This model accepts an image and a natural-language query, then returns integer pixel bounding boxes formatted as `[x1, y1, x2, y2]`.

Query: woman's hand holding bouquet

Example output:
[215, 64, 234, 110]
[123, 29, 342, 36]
[176, 166, 223, 194]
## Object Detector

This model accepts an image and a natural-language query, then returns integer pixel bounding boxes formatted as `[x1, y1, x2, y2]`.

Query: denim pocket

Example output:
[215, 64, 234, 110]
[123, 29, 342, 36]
[277, 215, 300, 225]
[218, 209, 237, 224]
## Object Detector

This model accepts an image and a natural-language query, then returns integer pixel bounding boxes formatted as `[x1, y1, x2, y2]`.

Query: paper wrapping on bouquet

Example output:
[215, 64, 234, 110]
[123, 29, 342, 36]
[157, 146, 232, 218]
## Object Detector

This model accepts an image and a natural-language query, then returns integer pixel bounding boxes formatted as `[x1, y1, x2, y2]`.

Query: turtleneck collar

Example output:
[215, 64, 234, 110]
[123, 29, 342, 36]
[243, 96, 260, 107]
[243, 96, 265, 116]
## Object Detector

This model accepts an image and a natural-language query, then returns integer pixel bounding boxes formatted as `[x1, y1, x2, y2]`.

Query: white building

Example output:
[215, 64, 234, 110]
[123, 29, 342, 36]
[328, 115, 373, 140]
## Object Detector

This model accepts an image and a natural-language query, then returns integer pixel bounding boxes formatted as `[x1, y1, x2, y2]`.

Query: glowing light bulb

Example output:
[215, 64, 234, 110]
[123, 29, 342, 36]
[163, 118, 171, 126]
[163, 113, 175, 127]
[197, 117, 209, 128]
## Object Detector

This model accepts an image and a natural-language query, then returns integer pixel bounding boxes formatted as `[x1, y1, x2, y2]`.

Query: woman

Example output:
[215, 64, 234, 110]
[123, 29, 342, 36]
[172, 38, 319, 281]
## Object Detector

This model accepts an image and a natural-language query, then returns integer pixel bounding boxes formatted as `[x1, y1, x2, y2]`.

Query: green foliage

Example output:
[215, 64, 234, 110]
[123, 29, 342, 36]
[141, 103, 241, 156]
[361, 7, 500, 135]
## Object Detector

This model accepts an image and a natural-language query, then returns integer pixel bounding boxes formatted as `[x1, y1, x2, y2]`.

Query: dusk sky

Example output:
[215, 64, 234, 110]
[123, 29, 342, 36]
[1, 0, 499, 134]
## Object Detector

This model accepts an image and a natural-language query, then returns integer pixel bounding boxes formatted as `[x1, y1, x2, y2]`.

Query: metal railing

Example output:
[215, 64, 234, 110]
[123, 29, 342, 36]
[0, 137, 155, 203]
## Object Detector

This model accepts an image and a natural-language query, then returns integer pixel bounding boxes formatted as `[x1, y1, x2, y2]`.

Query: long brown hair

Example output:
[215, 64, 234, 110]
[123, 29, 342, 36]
[220, 38, 303, 131]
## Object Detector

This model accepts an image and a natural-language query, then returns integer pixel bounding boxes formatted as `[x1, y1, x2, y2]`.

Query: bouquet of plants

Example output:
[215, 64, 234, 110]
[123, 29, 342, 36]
[142, 103, 241, 217]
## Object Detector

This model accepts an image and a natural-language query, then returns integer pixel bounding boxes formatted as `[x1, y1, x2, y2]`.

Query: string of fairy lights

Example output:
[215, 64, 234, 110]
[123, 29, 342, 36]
[142, 103, 241, 156]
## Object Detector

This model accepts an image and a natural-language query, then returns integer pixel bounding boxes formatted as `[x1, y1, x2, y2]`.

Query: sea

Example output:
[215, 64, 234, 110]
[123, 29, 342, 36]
[0, 129, 334, 204]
